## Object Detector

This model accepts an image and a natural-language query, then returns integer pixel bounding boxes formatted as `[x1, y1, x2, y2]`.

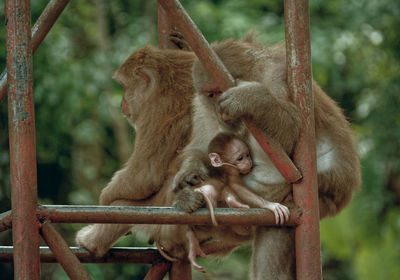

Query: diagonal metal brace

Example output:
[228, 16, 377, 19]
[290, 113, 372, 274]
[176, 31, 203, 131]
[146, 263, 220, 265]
[0, 0, 70, 104]
[158, 0, 302, 184]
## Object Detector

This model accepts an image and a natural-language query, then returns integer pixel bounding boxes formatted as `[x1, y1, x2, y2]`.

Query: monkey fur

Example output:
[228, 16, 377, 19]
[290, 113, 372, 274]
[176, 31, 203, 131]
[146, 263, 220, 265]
[172, 33, 361, 279]
[75, 46, 251, 268]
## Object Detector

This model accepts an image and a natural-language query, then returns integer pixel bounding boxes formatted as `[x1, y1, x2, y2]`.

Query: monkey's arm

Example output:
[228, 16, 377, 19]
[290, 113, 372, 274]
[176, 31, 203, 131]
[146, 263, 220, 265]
[218, 80, 302, 153]
[228, 176, 267, 208]
[229, 176, 290, 224]
[99, 152, 167, 205]
[172, 148, 211, 213]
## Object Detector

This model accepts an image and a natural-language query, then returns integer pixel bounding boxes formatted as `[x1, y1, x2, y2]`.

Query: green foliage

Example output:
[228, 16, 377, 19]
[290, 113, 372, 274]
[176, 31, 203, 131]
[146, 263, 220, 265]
[0, 0, 400, 279]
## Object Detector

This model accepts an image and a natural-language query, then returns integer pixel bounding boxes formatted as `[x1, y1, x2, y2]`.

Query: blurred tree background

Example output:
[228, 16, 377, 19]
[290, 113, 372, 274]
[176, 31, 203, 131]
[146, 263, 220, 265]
[0, 0, 399, 279]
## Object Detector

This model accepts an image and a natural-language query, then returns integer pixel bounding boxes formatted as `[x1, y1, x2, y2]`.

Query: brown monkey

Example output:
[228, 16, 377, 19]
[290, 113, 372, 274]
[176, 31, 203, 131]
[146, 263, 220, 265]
[172, 34, 361, 279]
[196, 132, 290, 226]
[97, 45, 196, 206]
[75, 46, 250, 264]
[75, 45, 198, 256]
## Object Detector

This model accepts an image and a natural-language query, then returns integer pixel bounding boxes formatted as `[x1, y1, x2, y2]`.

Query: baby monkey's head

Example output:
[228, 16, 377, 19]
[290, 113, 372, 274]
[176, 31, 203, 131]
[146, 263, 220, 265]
[208, 132, 253, 175]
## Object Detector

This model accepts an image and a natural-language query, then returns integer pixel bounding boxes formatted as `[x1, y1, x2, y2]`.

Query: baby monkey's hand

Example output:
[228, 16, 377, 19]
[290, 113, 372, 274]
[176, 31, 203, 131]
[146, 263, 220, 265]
[262, 201, 290, 225]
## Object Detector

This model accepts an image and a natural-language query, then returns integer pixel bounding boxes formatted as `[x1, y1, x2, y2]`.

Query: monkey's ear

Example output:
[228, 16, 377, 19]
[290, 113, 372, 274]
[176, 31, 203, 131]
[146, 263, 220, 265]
[209, 153, 223, 167]
[135, 68, 151, 86]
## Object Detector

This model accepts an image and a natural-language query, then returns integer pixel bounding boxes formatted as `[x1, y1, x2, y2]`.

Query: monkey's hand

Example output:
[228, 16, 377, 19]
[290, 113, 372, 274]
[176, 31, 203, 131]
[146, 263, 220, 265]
[172, 155, 210, 192]
[263, 201, 290, 225]
[218, 80, 268, 120]
[169, 30, 192, 51]
[174, 188, 205, 213]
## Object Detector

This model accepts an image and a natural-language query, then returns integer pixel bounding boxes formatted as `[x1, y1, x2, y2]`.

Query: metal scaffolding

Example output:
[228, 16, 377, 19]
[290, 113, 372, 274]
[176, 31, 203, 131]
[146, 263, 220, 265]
[0, 0, 321, 279]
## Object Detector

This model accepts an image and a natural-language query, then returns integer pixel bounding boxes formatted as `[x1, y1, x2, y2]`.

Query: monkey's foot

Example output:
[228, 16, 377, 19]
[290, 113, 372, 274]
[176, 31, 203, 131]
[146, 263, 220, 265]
[75, 225, 110, 257]
[76, 223, 133, 258]
[155, 241, 179, 262]
[187, 230, 207, 273]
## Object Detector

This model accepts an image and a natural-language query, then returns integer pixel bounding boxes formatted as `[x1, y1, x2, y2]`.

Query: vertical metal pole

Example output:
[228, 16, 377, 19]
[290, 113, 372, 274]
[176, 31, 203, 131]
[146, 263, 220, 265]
[169, 262, 192, 280]
[0, 0, 70, 104]
[284, 1, 322, 279]
[5, 0, 41, 279]
[157, 2, 192, 279]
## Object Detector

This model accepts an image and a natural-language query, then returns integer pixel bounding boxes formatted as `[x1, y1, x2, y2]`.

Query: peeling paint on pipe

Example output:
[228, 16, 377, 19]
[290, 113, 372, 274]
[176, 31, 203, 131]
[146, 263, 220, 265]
[5, 0, 41, 279]
[0, 0, 70, 104]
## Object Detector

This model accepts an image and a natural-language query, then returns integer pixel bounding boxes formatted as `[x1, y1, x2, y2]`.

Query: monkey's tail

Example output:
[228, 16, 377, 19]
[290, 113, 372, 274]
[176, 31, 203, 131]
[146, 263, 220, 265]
[202, 193, 218, 227]
[155, 241, 179, 262]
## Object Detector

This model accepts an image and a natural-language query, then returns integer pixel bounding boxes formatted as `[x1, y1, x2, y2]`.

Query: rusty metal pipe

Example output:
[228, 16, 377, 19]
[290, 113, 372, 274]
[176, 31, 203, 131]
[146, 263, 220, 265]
[0, 246, 162, 264]
[0, 0, 70, 104]
[169, 261, 192, 280]
[158, 0, 302, 184]
[284, 0, 322, 279]
[38, 205, 301, 226]
[40, 221, 92, 280]
[5, 0, 41, 278]
[158, 2, 179, 50]
[144, 261, 172, 280]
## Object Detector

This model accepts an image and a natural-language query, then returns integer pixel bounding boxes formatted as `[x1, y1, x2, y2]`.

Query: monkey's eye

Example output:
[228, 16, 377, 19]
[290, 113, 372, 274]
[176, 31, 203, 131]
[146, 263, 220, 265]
[238, 156, 243, 161]
[246, 153, 250, 158]
[207, 92, 215, 98]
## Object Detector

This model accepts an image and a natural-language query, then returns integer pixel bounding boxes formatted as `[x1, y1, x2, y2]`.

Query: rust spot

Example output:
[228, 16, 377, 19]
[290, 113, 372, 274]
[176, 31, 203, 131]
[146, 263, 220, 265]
[12, 100, 30, 122]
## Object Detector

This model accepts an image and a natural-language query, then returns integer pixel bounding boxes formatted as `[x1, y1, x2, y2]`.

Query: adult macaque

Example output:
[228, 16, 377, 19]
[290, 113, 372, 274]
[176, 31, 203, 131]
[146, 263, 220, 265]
[196, 132, 290, 226]
[75, 46, 251, 265]
[172, 34, 361, 279]
[75, 46, 196, 256]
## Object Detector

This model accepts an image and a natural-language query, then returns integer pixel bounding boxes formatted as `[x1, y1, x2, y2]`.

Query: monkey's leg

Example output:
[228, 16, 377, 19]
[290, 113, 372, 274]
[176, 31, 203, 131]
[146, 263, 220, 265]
[76, 223, 133, 257]
[75, 199, 146, 257]
[251, 227, 295, 280]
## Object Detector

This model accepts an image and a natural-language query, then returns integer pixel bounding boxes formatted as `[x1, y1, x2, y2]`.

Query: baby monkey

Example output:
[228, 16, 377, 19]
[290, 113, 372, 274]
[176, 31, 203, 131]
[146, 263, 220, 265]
[195, 132, 290, 225]
[159, 133, 290, 272]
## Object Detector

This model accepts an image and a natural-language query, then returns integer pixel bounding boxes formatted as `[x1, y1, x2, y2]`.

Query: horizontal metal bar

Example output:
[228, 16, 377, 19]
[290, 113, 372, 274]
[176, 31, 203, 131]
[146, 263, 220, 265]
[0, 246, 162, 264]
[37, 205, 301, 226]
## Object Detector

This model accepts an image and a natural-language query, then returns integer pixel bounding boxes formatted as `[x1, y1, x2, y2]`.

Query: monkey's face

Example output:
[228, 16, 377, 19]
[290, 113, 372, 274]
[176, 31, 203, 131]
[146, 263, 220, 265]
[225, 139, 253, 175]
[114, 67, 155, 126]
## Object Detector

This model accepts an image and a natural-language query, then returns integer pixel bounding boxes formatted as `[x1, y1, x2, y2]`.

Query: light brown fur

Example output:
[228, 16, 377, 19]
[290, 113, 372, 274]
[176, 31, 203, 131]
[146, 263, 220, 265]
[173, 35, 361, 279]
[75, 46, 251, 264]
[75, 46, 196, 256]
[99, 46, 195, 206]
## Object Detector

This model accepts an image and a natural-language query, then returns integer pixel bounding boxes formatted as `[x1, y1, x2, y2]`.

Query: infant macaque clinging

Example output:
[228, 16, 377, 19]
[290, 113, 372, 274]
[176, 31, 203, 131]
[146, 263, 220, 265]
[195, 132, 290, 225]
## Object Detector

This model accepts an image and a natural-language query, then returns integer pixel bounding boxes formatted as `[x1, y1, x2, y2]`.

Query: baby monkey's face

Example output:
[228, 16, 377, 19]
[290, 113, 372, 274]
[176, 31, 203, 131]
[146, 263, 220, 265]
[224, 138, 253, 175]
